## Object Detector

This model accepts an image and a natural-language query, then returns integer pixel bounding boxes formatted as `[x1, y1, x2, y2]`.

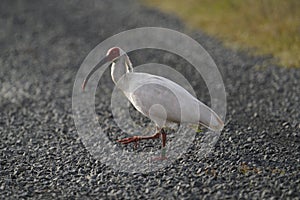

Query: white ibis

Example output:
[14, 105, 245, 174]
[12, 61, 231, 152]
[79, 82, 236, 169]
[82, 47, 224, 149]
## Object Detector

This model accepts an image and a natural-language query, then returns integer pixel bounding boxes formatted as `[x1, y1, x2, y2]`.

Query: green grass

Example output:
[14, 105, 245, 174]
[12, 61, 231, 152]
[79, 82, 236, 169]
[143, 0, 300, 68]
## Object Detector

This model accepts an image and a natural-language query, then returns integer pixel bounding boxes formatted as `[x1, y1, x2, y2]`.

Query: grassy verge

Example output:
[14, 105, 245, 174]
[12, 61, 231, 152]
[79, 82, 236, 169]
[143, 0, 300, 68]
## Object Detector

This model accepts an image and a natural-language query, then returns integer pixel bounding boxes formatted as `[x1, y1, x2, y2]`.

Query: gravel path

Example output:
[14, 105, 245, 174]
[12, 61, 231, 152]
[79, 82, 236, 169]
[0, 0, 299, 199]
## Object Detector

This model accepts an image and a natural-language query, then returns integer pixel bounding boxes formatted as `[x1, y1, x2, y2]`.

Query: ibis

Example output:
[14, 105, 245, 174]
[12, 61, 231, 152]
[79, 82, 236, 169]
[82, 47, 224, 149]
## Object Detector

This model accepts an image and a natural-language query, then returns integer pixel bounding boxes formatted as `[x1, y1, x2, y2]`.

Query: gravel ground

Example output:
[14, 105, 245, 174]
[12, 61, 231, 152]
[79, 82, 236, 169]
[0, 0, 299, 199]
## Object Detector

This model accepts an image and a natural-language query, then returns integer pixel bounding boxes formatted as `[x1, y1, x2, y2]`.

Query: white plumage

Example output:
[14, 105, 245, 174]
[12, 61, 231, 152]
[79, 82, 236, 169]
[82, 47, 224, 147]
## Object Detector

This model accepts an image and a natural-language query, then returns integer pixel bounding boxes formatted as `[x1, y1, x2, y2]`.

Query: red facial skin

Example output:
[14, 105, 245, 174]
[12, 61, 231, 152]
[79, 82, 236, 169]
[107, 47, 120, 61]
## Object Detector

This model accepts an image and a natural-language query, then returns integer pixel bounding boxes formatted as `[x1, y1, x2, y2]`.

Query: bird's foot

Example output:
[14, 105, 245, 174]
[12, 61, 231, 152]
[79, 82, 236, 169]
[117, 136, 140, 148]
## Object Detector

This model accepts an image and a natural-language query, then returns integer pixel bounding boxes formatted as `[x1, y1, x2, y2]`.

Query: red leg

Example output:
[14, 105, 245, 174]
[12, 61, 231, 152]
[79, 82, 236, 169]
[117, 128, 168, 160]
[117, 132, 161, 146]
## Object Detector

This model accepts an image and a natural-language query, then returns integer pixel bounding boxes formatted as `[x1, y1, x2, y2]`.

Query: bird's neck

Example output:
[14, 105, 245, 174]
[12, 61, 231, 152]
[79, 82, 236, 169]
[111, 55, 133, 84]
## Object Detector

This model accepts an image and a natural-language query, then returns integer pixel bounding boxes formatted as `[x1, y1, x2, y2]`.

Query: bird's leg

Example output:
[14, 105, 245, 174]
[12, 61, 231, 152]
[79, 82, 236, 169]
[150, 128, 168, 161]
[161, 128, 166, 147]
[117, 127, 163, 147]
[160, 128, 167, 159]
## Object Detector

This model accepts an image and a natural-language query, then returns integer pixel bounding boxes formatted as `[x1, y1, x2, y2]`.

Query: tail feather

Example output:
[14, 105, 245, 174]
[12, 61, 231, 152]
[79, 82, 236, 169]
[198, 105, 224, 131]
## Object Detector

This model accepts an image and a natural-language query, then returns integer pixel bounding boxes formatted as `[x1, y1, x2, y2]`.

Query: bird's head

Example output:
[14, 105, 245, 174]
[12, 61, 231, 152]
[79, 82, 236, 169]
[82, 47, 127, 90]
[106, 47, 122, 62]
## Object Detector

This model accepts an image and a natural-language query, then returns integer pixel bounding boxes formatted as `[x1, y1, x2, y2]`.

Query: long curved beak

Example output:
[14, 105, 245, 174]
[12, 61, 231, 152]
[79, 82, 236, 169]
[82, 56, 110, 91]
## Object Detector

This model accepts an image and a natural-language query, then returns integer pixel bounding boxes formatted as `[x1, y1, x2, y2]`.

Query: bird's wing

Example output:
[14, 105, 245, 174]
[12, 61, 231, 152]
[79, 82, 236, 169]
[117, 72, 224, 131]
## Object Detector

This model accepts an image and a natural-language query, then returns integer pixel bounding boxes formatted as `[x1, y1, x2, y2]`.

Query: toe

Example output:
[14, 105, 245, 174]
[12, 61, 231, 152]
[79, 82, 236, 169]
[117, 136, 139, 145]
